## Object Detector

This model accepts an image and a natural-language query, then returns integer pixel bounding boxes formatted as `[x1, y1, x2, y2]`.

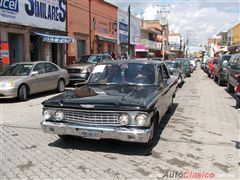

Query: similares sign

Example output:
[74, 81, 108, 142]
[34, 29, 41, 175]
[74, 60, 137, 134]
[0, 0, 66, 31]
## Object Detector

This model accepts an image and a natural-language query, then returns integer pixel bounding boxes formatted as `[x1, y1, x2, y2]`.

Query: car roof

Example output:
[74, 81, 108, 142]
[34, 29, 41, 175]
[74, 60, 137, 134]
[12, 61, 53, 65]
[98, 59, 164, 65]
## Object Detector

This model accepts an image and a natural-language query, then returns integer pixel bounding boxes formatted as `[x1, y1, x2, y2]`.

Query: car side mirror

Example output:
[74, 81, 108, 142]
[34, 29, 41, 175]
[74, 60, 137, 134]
[31, 71, 39, 76]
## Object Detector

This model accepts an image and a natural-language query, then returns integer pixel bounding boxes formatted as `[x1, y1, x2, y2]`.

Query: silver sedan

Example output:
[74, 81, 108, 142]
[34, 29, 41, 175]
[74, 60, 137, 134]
[0, 61, 69, 101]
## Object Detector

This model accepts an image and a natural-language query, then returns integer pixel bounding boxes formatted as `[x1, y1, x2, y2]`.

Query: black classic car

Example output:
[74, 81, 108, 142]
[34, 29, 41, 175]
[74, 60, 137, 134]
[41, 60, 178, 146]
[226, 53, 240, 93]
[213, 54, 232, 86]
[175, 58, 191, 77]
[164, 61, 185, 86]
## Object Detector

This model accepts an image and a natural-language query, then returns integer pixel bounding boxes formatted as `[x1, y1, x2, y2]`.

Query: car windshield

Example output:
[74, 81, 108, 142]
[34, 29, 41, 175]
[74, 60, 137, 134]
[0, 64, 33, 76]
[165, 62, 178, 68]
[222, 60, 228, 67]
[183, 60, 190, 67]
[221, 55, 231, 66]
[77, 55, 101, 64]
[88, 63, 155, 85]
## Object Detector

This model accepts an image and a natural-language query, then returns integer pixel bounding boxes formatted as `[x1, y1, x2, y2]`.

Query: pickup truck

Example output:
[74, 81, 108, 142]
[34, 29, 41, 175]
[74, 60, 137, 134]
[41, 60, 178, 146]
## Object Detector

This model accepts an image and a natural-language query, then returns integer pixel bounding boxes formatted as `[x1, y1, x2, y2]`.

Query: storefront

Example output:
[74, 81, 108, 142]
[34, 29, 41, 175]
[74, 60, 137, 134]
[0, 0, 73, 71]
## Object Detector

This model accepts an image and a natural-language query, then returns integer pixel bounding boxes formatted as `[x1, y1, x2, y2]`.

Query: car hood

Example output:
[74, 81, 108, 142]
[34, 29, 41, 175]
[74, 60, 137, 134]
[43, 85, 161, 110]
[0, 76, 25, 83]
[65, 63, 93, 69]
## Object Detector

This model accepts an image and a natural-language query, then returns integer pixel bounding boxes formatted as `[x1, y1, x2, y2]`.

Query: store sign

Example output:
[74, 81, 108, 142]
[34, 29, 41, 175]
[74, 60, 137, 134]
[117, 9, 128, 45]
[119, 22, 128, 32]
[97, 22, 109, 34]
[130, 15, 140, 45]
[169, 35, 181, 50]
[0, 41, 10, 65]
[0, 0, 66, 31]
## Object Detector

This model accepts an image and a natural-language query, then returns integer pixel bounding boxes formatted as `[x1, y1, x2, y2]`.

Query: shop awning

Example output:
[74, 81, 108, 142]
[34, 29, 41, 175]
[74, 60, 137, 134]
[34, 32, 75, 43]
[96, 35, 117, 43]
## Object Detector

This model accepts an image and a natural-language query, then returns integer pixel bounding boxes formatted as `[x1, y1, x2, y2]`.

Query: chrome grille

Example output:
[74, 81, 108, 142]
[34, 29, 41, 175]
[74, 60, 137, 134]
[64, 110, 120, 125]
[67, 69, 81, 73]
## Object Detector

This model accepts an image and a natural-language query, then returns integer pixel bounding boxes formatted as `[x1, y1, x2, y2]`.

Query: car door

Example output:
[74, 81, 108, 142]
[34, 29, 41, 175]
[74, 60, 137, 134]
[43, 63, 60, 90]
[214, 58, 220, 78]
[155, 65, 166, 119]
[162, 64, 172, 110]
[29, 63, 47, 93]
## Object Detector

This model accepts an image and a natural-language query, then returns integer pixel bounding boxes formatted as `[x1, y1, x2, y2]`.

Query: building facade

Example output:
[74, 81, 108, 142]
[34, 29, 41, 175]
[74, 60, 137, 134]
[227, 23, 240, 53]
[90, 0, 118, 55]
[67, 0, 90, 64]
[135, 20, 166, 58]
[0, 0, 73, 71]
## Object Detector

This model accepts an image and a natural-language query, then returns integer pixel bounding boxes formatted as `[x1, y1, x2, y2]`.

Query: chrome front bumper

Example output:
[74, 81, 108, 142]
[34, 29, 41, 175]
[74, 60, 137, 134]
[41, 121, 151, 143]
[69, 73, 88, 81]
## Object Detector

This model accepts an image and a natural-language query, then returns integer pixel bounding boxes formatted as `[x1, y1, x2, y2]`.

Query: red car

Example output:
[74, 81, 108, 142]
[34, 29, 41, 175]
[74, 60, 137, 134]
[208, 57, 219, 78]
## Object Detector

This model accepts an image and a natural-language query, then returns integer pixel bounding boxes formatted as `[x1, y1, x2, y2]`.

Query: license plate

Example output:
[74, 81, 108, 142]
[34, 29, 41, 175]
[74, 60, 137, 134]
[79, 130, 100, 140]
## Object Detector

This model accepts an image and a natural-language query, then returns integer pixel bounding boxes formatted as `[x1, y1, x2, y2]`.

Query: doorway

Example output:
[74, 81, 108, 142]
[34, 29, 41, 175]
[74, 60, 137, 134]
[77, 40, 86, 59]
[30, 35, 41, 61]
[8, 33, 24, 63]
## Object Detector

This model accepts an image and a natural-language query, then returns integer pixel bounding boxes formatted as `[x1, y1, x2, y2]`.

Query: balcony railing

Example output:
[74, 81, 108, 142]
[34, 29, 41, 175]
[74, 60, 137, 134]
[139, 39, 162, 50]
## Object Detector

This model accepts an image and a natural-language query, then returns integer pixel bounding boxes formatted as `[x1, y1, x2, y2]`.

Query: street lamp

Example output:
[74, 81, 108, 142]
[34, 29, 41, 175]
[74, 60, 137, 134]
[112, 20, 118, 32]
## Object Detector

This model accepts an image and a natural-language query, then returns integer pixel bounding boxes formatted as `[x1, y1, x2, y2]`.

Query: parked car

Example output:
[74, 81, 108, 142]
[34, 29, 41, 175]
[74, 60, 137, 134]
[65, 54, 113, 84]
[213, 54, 232, 85]
[41, 60, 178, 146]
[207, 57, 219, 78]
[0, 61, 69, 101]
[175, 58, 191, 77]
[200, 60, 205, 70]
[204, 59, 211, 73]
[226, 53, 240, 93]
[190, 59, 197, 70]
[164, 61, 185, 85]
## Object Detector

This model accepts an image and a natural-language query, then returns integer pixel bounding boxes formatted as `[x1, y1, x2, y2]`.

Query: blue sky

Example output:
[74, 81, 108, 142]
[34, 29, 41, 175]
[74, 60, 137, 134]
[106, 0, 240, 50]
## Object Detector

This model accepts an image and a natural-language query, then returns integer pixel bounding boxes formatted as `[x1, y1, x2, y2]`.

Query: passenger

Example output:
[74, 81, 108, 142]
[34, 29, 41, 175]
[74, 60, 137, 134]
[134, 65, 154, 84]
[106, 65, 122, 83]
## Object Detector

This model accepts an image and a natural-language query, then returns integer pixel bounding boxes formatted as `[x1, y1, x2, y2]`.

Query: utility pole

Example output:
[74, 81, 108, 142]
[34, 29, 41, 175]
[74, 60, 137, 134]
[89, 0, 92, 54]
[128, 4, 131, 57]
[157, 5, 170, 60]
[186, 30, 189, 58]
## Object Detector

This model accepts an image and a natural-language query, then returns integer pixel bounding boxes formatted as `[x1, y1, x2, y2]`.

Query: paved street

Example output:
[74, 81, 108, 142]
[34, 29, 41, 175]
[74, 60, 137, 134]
[0, 67, 239, 180]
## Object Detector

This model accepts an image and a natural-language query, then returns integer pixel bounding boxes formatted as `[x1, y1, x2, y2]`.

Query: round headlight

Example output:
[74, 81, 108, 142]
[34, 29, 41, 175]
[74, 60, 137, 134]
[119, 113, 130, 125]
[135, 114, 148, 126]
[43, 110, 51, 120]
[54, 111, 65, 121]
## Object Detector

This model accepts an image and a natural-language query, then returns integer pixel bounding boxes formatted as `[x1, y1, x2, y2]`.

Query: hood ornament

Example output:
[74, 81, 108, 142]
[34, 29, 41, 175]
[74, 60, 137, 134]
[80, 104, 95, 108]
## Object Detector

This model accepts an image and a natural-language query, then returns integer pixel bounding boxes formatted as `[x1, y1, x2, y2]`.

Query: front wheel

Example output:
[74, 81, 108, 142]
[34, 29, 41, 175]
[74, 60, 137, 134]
[143, 117, 158, 147]
[227, 79, 234, 93]
[18, 85, 27, 101]
[214, 74, 217, 82]
[57, 79, 65, 92]
[218, 76, 222, 86]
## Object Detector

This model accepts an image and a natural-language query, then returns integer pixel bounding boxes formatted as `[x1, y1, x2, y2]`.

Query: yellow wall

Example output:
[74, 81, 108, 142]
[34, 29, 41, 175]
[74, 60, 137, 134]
[232, 23, 240, 44]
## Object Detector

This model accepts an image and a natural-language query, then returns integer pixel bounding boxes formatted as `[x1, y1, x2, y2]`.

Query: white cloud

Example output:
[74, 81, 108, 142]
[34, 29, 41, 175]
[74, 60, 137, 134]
[139, 2, 239, 48]
[106, 0, 239, 48]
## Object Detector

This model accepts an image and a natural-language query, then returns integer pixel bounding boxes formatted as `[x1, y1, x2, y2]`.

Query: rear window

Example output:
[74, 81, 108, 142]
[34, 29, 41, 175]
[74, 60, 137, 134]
[221, 55, 231, 61]
[229, 54, 240, 70]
